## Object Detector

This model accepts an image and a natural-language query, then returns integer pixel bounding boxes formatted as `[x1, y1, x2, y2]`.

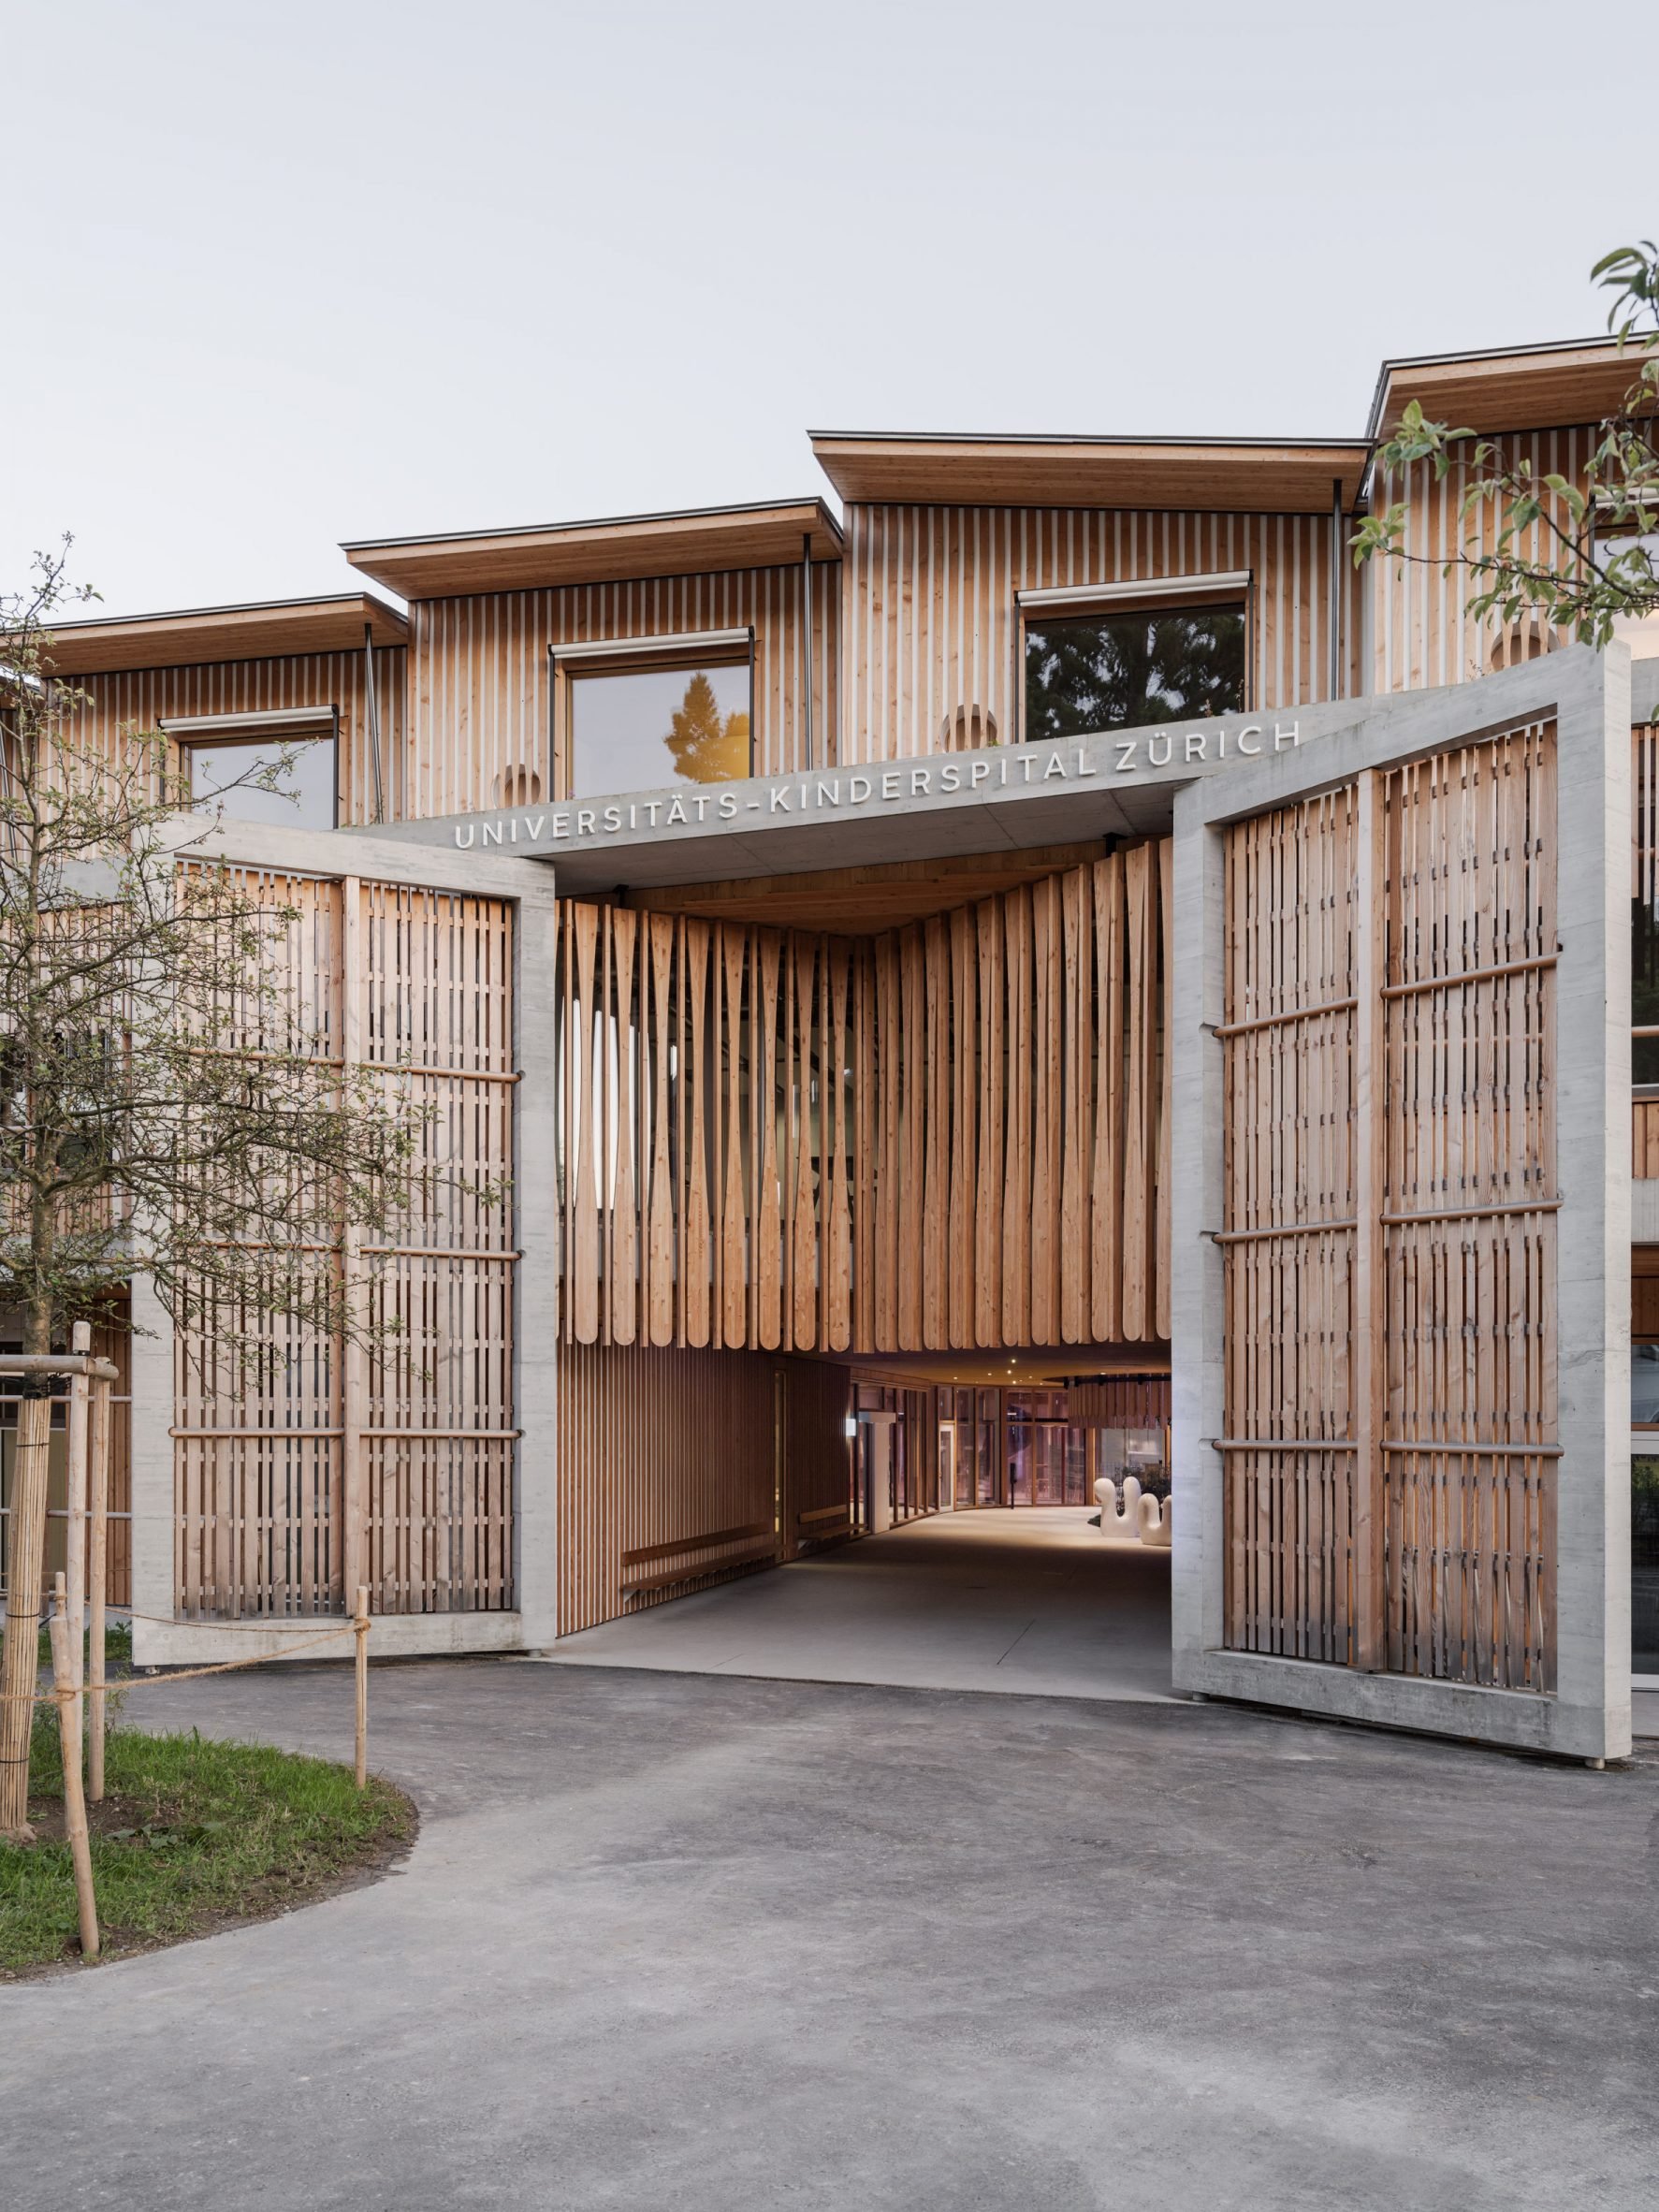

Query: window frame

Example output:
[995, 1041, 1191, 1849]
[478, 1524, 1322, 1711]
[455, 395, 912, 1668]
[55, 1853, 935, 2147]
[549, 626, 756, 802]
[160, 706, 341, 831]
[1013, 570, 1254, 747]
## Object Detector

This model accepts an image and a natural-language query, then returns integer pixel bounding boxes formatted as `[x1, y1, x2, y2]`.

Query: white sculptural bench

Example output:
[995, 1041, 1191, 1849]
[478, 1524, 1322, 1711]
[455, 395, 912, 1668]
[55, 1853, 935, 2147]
[1093, 1476, 1171, 1549]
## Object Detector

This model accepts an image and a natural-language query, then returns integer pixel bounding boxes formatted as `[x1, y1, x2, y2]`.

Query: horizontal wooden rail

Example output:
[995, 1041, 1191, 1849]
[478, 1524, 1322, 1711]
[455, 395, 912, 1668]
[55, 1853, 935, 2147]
[1381, 951, 1556, 999]
[1216, 1196, 1560, 1244]
[173, 1425, 344, 1438]
[180, 1043, 518, 1083]
[1212, 1437, 1561, 1454]
[1212, 1437, 1359, 1450]
[1213, 997, 1356, 1039]
[188, 1240, 517, 1258]
[359, 1246, 522, 1262]
[171, 1425, 520, 1440]
[796, 1503, 852, 1526]
[619, 1539, 777, 1596]
[1380, 1440, 1563, 1457]
[1213, 1219, 1357, 1244]
[620, 1520, 773, 1570]
[1379, 1198, 1560, 1225]
[360, 1427, 521, 1441]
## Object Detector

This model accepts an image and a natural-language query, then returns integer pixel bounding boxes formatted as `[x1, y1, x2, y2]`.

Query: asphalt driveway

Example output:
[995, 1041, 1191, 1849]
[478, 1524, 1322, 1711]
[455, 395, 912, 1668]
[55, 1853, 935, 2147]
[5, 1658, 1655, 2210]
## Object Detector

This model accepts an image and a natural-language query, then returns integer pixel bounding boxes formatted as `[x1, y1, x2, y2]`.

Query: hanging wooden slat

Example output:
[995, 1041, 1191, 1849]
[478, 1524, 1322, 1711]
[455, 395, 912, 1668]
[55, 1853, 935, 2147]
[553, 849, 1173, 1358]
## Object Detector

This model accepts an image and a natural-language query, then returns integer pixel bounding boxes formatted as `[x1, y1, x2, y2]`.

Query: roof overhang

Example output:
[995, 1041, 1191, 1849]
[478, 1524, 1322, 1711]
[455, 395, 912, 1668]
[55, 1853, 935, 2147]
[1366, 336, 1643, 442]
[36, 592, 408, 677]
[342, 498, 844, 599]
[809, 432, 1371, 514]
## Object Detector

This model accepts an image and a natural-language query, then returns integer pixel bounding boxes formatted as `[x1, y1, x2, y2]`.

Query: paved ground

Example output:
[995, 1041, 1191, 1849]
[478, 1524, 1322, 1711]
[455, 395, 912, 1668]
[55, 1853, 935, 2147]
[6, 1657, 1656, 2211]
[544, 1507, 1174, 1701]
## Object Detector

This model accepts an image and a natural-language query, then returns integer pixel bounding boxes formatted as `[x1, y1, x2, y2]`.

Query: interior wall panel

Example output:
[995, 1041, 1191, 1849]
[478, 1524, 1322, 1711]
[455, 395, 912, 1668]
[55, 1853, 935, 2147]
[555, 1340, 780, 1634]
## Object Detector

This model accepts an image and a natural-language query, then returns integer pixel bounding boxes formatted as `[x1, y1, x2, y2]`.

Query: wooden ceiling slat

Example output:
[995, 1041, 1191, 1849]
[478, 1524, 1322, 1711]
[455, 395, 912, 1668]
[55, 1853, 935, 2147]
[623, 841, 1120, 935]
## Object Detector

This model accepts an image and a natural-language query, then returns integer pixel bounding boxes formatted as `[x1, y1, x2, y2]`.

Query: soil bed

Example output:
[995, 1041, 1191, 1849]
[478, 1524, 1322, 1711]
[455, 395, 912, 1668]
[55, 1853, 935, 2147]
[1, 1711, 415, 1978]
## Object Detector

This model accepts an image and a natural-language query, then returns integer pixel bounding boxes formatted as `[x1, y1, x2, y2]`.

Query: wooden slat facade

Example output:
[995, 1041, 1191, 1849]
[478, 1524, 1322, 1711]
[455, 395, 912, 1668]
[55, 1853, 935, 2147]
[840, 504, 1359, 763]
[63, 648, 408, 828]
[1368, 429, 1596, 694]
[556, 847, 1170, 1357]
[1221, 721, 1559, 1691]
[406, 564, 838, 816]
[1065, 1375, 1171, 1427]
[173, 872, 518, 1619]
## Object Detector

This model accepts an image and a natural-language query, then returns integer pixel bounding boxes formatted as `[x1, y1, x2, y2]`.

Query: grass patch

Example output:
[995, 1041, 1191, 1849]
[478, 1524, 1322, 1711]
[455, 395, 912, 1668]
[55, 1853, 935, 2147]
[1, 1712, 415, 1977]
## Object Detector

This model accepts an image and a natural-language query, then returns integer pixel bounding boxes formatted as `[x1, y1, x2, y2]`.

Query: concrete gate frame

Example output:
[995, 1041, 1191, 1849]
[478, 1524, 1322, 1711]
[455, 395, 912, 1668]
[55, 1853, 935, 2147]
[127, 822, 561, 1667]
[1171, 645, 1635, 1762]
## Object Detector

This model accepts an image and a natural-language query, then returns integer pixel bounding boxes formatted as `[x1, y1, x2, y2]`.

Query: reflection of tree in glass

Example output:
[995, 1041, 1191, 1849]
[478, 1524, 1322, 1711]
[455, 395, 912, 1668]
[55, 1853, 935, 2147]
[1025, 609, 1245, 739]
[664, 670, 750, 782]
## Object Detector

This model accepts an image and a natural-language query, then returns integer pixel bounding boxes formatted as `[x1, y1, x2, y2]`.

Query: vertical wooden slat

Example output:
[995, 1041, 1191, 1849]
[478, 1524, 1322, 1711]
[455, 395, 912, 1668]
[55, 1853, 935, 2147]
[1352, 773, 1385, 1669]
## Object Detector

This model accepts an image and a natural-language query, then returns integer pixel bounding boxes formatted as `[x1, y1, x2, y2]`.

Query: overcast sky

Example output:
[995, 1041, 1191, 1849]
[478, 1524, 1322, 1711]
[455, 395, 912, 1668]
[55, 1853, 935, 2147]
[4, 0, 1647, 618]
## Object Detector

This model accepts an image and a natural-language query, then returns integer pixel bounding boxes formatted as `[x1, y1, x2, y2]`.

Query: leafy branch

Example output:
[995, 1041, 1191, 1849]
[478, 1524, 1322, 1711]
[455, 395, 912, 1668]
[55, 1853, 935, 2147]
[1351, 243, 1659, 649]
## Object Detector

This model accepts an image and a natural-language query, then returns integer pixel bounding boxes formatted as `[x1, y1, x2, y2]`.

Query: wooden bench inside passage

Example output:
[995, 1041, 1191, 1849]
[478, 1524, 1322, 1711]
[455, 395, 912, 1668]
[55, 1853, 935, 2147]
[618, 1521, 777, 1597]
[795, 1502, 853, 1545]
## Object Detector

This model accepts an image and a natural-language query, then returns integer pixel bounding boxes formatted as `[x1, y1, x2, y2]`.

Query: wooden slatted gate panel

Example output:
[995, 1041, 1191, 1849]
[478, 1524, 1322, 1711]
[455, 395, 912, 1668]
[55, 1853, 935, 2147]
[1221, 723, 1558, 1691]
[1634, 724, 1659, 1177]
[556, 845, 1171, 1357]
[174, 872, 518, 1619]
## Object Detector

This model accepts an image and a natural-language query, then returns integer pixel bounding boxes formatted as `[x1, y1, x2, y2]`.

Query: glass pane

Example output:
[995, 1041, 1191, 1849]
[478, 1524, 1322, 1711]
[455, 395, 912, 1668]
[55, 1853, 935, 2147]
[1600, 529, 1659, 662]
[1025, 604, 1245, 739]
[1635, 1344, 1659, 1428]
[1635, 1458, 1659, 1673]
[188, 737, 336, 830]
[1035, 1424, 1070, 1512]
[570, 662, 750, 799]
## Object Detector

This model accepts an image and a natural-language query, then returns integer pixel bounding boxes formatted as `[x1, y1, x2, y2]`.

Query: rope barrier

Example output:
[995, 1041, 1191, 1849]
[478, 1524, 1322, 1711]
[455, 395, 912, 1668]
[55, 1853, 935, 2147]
[1, 1621, 360, 1706]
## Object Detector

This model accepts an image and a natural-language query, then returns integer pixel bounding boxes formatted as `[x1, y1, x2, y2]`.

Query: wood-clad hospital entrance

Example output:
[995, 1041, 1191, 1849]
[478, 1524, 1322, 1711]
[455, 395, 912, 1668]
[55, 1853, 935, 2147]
[60, 335, 1644, 1762]
[550, 840, 1174, 1637]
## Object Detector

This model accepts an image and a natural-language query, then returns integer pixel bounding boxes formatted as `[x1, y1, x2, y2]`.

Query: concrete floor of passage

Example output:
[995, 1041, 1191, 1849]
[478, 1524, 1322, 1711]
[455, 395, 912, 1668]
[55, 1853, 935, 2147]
[538, 1505, 1175, 1702]
[9, 1660, 1656, 2212]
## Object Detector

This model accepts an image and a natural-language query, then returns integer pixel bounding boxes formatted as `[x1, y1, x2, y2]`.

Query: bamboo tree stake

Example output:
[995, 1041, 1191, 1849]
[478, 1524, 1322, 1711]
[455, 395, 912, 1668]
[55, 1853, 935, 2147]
[65, 1325, 92, 1724]
[48, 1573, 99, 1963]
[354, 1586, 370, 1790]
[87, 1373, 111, 1804]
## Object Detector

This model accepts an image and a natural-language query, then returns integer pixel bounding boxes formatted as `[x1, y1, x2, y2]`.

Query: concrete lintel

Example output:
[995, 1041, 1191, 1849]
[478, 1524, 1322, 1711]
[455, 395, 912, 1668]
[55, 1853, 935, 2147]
[1179, 645, 1614, 833]
[158, 813, 560, 906]
[135, 1610, 527, 1667]
[350, 691, 1390, 890]
[1172, 1648, 1612, 1759]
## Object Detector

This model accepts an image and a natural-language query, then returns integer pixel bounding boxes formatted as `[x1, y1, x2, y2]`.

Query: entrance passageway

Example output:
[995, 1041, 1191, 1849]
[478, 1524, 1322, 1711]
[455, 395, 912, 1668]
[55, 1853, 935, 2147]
[538, 1507, 1173, 1702]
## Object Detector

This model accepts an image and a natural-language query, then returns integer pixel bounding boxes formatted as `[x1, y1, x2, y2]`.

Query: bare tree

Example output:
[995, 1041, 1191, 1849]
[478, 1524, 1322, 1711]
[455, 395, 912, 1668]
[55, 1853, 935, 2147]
[0, 547, 437, 1839]
[1353, 244, 1659, 644]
